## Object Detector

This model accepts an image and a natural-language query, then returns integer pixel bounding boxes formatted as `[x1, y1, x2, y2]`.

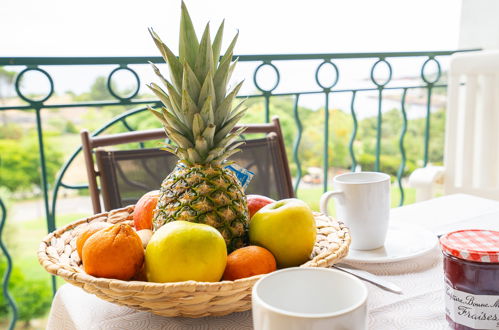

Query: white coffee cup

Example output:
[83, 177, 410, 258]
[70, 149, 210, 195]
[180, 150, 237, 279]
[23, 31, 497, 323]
[252, 267, 368, 330]
[320, 172, 390, 250]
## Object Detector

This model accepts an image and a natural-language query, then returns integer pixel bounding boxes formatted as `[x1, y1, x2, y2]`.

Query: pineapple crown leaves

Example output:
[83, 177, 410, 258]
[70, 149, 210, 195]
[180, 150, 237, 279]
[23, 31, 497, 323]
[147, 1, 247, 165]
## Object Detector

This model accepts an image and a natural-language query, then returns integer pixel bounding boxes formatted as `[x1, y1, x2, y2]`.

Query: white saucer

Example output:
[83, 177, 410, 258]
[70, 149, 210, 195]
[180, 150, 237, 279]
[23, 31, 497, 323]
[343, 223, 438, 264]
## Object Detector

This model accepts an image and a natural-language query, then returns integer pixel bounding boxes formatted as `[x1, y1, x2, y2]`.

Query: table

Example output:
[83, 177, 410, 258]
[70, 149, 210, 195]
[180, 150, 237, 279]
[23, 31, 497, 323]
[47, 193, 499, 329]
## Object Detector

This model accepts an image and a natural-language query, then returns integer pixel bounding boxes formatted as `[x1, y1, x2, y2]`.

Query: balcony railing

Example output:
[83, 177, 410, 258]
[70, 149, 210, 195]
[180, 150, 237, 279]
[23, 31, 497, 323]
[0, 49, 478, 328]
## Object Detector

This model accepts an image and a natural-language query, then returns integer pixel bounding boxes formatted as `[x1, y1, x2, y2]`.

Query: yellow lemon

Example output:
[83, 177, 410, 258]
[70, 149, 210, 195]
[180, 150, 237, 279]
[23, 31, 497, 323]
[145, 221, 227, 282]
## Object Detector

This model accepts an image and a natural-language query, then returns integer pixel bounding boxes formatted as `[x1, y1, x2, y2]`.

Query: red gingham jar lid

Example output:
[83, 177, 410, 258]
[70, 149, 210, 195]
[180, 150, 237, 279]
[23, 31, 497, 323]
[440, 230, 499, 263]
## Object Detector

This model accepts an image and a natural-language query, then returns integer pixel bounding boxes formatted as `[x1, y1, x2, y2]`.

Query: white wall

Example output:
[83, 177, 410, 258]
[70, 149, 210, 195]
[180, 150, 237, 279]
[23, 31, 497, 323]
[459, 0, 499, 49]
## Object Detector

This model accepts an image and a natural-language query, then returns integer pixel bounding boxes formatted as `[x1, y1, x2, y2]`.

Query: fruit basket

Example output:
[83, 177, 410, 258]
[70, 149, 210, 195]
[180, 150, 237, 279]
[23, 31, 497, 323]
[38, 205, 351, 318]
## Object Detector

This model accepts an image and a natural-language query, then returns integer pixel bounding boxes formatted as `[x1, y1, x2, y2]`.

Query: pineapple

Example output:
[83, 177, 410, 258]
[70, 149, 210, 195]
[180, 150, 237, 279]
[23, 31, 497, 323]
[147, 2, 249, 252]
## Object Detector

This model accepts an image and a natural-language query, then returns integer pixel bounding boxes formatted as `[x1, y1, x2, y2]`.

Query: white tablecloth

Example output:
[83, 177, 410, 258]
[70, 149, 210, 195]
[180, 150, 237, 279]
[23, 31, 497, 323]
[47, 194, 499, 329]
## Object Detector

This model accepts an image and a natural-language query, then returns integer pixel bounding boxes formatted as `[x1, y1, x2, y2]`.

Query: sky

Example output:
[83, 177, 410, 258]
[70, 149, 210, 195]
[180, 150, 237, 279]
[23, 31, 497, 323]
[1, 0, 463, 56]
[0, 0, 464, 114]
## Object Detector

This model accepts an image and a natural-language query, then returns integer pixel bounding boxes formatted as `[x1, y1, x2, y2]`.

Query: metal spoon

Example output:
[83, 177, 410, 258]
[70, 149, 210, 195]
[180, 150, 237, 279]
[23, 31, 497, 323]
[333, 263, 403, 294]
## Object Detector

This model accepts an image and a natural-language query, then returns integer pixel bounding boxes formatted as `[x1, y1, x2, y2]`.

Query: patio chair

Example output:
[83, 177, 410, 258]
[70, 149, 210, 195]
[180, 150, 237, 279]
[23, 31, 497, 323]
[81, 117, 294, 213]
[409, 50, 499, 201]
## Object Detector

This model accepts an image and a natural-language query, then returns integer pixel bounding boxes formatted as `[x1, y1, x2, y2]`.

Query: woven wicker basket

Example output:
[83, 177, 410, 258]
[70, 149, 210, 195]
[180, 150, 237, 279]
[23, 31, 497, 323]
[38, 205, 350, 318]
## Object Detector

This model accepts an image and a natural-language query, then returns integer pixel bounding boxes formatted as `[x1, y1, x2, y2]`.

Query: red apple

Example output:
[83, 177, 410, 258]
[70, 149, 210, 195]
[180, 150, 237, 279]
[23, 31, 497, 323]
[133, 190, 160, 230]
[247, 194, 275, 219]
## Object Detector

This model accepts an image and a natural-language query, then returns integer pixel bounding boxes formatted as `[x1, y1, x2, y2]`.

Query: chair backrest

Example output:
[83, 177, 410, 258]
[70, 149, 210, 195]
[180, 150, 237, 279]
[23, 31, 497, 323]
[81, 117, 294, 213]
[444, 50, 499, 199]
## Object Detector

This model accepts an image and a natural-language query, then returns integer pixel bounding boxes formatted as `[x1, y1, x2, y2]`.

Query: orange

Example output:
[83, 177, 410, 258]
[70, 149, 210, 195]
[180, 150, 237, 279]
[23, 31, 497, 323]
[222, 246, 276, 281]
[82, 224, 144, 281]
[76, 222, 112, 259]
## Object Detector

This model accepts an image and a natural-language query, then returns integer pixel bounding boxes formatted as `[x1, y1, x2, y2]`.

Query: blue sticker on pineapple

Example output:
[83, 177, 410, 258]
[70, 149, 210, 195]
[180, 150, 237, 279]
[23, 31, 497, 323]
[225, 164, 254, 190]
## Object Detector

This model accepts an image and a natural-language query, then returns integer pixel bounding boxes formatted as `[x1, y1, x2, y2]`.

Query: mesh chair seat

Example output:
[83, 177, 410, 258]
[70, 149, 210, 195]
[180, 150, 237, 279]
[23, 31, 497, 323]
[82, 117, 294, 213]
[96, 136, 293, 211]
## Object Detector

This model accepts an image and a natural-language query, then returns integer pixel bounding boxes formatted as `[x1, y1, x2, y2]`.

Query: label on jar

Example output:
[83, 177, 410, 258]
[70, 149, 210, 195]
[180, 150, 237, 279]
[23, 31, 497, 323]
[445, 284, 499, 329]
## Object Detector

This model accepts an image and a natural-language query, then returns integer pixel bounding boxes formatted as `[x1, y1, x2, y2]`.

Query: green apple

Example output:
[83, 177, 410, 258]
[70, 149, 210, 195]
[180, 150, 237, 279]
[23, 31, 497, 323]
[145, 221, 227, 282]
[249, 198, 316, 268]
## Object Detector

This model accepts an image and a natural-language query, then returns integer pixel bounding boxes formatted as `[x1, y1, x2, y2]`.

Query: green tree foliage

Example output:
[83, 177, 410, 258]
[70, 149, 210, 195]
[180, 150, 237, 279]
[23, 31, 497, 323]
[357, 153, 416, 178]
[236, 97, 444, 177]
[0, 261, 52, 325]
[64, 120, 79, 134]
[0, 131, 63, 192]
[3, 83, 443, 189]
[72, 76, 142, 131]
[358, 108, 445, 168]
[75, 76, 114, 101]
[75, 75, 135, 103]
[93, 88, 446, 178]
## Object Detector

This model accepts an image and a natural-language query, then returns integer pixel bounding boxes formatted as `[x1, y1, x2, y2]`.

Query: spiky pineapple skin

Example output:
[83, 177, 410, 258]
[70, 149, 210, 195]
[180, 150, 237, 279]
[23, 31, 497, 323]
[153, 162, 249, 252]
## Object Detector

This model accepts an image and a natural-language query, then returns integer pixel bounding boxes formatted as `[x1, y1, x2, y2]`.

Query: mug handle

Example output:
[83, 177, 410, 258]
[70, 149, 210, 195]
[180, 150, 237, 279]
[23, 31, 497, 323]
[320, 191, 343, 216]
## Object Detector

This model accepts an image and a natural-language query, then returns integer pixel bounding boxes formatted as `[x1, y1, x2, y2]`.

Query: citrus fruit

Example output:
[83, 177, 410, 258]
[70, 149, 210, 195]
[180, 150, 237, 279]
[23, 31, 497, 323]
[222, 246, 276, 281]
[145, 221, 227, 283]
[82, 223, 144, 280]
[76, 222, 112, 259]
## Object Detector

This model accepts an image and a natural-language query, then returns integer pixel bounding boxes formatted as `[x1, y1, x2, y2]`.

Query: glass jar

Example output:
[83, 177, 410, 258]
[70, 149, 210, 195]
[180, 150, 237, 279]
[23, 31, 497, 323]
[440, 230, 499, 330]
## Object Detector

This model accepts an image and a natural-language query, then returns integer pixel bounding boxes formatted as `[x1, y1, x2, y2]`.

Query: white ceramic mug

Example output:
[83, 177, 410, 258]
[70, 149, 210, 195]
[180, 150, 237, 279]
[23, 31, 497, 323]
[320, 172, 390, 250]
[252, 267, 368, 330]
